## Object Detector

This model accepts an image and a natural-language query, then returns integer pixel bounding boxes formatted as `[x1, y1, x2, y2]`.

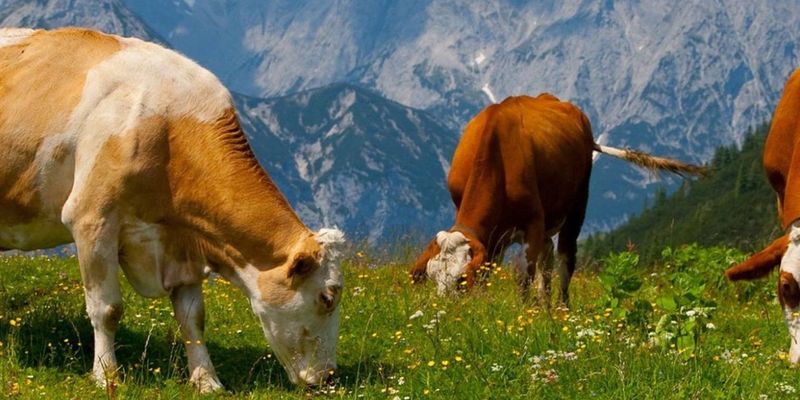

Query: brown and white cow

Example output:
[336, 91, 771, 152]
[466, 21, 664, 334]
[411, 94, 705, 305]
[0, 27, 345, 392]
[725, 67, 800, 362]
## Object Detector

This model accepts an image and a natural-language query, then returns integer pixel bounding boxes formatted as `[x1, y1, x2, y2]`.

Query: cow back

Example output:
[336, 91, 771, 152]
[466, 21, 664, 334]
[449, 94, 594, 240]
[764, 69, 800, 228]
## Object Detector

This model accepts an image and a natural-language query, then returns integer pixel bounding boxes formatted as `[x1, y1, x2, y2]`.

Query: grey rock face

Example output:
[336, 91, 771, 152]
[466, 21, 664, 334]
[235, 84, 458, 243]
[122, 0, 800, 232]
[0, 0, 163, 43]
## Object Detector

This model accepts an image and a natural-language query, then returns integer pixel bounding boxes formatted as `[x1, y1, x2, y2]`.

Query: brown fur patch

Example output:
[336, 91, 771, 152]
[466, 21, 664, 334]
[103, 303, 124, 331]
[410, 238, 441, 283]
[725, 235, 788, 280]
[165, 110, 311, 269]
[462, 238, 486, 288]
[780, 271, 800, 309]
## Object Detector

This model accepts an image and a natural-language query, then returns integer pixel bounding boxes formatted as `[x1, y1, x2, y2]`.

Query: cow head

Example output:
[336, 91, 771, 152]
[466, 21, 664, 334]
[237, 228, 345, 385]
[412, 230, 485, 295]
[726, 229, 798, 360]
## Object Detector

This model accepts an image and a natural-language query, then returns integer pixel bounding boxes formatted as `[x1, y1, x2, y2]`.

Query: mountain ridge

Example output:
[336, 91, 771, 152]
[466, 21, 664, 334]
[121, 0, 800, 231]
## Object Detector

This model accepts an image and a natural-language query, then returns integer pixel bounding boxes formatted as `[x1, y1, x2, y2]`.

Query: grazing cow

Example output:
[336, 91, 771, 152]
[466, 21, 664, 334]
[411, 94, 705, 305]
[0, 27, 345, 392]
[725, 68, 800, 362]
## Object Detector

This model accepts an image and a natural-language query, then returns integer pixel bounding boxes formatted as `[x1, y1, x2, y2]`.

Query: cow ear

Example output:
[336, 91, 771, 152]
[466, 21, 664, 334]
[462, 240, 486, 287]
[288, 253, 318, 278]
[726, 235, 789, 281]
[410, 237, 441, 283]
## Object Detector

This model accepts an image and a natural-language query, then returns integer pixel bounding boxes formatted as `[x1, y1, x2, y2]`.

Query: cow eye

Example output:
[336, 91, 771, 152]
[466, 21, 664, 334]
[296, 259, 314, 275]
[289, 257, 317, 278]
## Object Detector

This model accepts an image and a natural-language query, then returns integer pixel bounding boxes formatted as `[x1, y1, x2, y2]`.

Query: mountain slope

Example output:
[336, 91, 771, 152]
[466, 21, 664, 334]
[0, 3, 458, 243]
[0, 0, 163, 42]
[122, 0, 800, 232]
[235, 84, 458, 242]
[582, 125, 780, 263]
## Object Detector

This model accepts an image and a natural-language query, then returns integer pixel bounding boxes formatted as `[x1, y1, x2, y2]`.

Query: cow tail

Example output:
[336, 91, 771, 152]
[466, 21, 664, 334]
[592, 143, 708, 177]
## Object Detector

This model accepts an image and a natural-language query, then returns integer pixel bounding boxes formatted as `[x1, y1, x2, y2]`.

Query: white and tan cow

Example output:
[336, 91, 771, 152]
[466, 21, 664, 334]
[0, 27, 345, 392]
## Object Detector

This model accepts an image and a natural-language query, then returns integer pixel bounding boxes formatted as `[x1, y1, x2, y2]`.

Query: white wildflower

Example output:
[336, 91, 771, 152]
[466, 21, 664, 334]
[777, 382, 797, 394]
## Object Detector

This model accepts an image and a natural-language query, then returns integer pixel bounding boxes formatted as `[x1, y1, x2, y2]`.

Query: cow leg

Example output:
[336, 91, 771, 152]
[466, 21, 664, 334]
[536, 238, 555, 307]
[68, 215, 124, 386]
[556, 178, 590, 309]
[519, 222, 546, 301]
[556, 236, 578, 309]
[171, 284, 223, 393]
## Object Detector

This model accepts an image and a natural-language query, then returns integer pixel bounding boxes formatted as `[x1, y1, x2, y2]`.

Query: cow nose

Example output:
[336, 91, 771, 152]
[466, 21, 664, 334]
[325, 368, 337, 386]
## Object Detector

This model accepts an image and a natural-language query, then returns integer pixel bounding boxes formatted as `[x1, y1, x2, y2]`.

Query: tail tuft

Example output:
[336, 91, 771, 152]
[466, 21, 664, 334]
[594, 144, 708, 177]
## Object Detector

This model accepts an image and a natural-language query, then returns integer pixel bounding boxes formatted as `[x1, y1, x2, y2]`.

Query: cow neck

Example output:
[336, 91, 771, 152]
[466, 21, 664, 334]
[167, 110, 310, 270]
[450, 223, 481, 241]
[452, 119, 505, 251]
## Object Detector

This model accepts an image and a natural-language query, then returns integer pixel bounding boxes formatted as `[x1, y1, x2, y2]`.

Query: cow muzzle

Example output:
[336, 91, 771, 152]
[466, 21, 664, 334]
[297, 364, 337, 386]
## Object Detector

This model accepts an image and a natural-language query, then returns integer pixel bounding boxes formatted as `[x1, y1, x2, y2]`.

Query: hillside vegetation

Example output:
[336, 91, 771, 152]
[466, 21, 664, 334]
[583, 124, 781, 263]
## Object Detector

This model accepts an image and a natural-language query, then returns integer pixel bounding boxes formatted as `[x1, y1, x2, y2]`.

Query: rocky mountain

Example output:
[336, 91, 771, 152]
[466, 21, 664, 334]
[123, 0, 800, 232]
[0, 0, 163, 43]
[0, 0, 460, 243]
[234, 84, 458, 242]
[6, 0, 800, 241]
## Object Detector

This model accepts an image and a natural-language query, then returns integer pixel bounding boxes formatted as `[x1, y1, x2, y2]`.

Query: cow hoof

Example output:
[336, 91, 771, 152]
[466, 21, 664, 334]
[190, 367, 224, 393]
[90, 367, 120, 394]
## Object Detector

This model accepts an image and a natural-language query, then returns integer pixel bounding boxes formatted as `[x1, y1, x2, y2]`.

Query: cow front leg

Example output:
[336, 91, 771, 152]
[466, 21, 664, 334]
[69, 217, 124, 387]
[171, 284, 223, 393]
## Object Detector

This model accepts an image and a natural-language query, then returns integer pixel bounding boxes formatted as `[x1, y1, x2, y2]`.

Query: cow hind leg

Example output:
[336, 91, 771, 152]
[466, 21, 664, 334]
[556, 235, 578, 309]
[67, 214, 124, 387]
[556, 184, 589, 309]
[536, 238, 555, 307]
[171, 283, 223, 393]
[518, 222, 546, 302]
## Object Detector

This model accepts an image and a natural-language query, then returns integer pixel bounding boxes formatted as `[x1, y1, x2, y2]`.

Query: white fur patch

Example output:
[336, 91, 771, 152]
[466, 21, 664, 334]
[781, 221, 800, 362]
[62, 33, 236, 227]
[316, 227, 346, 290]
[427, 231, 472, 295]
[316, 228, 346, 257]
[0, 28, 35, 48]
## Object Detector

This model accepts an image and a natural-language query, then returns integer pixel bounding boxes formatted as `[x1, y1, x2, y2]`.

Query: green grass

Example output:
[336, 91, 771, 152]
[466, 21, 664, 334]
[0, 249, 798, 399]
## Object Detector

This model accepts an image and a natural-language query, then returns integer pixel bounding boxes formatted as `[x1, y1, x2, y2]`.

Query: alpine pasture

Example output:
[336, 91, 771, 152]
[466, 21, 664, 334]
[0, 246, 796, 399]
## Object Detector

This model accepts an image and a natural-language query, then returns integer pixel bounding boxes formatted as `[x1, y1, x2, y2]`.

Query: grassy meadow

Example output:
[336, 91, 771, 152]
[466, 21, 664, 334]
[0, 246, 798, 399]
